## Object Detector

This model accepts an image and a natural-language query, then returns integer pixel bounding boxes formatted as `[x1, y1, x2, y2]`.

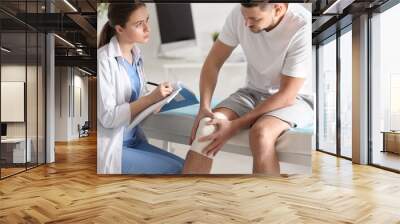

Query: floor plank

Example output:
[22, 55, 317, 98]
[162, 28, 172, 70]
[0, 134, 399, 223]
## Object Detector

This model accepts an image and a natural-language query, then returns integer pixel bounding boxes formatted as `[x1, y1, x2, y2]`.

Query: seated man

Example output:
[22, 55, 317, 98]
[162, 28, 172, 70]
[182, 2, 313, 175]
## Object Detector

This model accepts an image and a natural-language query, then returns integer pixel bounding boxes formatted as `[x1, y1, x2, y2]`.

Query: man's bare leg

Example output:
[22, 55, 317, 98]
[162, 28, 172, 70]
[182, 151, 213, 174]
[182, 108, 238, 174]
[249, 115, 290, 175]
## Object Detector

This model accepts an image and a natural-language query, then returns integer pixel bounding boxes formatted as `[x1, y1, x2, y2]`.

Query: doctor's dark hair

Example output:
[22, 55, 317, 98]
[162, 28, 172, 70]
[98, 2, 146, 48]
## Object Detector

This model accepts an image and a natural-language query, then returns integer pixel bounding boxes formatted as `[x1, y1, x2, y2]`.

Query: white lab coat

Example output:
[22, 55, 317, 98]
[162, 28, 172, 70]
[97, 36, 148, 174]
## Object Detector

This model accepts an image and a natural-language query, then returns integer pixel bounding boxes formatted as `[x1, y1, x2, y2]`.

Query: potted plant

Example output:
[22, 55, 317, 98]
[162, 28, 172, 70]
[212, 31, 220, 42]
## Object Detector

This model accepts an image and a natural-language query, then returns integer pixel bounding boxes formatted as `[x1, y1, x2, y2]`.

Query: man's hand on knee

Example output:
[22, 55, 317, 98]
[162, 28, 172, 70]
[189, 113, 227, 158]
[196, 114, 241, 157]
[189, 108, 215, 145]
[190, 116, 218, 159]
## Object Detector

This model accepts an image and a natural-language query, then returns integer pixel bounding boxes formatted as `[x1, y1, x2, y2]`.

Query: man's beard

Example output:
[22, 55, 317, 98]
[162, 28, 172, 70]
[249, 26, 263, 33]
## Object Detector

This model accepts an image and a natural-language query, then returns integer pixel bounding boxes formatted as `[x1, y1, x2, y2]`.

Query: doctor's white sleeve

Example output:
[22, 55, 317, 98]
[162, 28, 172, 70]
[98, 59, 131, 129]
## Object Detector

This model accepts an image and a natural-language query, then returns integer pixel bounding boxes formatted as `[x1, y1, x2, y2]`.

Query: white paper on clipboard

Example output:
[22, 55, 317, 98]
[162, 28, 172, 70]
[126, 82, 182, 131]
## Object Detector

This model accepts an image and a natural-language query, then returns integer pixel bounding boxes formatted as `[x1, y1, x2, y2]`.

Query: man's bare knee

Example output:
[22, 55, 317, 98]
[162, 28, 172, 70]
[250, 126, 275, 156]
[250, 124, 271, 141]
[249, 116, 289, 157]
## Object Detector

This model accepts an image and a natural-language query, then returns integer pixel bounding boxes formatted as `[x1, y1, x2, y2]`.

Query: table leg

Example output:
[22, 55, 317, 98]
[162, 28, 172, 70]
[162, 141, 170, 152]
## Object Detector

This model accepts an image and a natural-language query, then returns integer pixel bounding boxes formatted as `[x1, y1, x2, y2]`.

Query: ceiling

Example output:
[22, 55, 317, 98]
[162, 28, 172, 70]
[0, 0, 97, 74]
[311, 0, 392, 44]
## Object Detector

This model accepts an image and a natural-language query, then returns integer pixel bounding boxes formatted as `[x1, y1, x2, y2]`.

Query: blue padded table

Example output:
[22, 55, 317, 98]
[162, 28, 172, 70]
[142, 102, 314, 171]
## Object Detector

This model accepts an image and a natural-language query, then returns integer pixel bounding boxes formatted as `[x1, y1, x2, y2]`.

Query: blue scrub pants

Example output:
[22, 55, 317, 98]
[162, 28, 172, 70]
[121, 141, 184, 174]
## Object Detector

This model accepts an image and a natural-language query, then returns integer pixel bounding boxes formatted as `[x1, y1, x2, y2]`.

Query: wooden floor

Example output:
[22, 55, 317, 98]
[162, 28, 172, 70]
[1, 134, 400, 223]
[1, 167, 26, 178]
[1, 163, 45, 178]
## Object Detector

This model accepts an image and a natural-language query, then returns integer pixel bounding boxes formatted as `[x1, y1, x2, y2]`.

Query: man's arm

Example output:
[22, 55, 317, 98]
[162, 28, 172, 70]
[234, 75, 305, 129]
[199, 40, 235, 110]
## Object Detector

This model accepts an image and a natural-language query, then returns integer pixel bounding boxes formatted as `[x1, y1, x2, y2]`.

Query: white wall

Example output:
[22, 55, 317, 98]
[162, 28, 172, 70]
[1, 65, 36, 138]
[72, 73, 89, 138]
[97, 3, 237, 59]
[55, 67, 89, 141]
[1, 64, 46, 164]
[55, 67, 68, 141]
[97, 3, 247, 100]
[97, 3, 241, 61]
[141, 3, 238, 59]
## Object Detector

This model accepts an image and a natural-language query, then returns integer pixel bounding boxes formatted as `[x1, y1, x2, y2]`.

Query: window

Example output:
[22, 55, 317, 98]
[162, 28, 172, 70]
[0, 0, 47, 179]
[317, 36, 337, 155]
[370, 2, 400, 171]
[339, 28, 352, 158]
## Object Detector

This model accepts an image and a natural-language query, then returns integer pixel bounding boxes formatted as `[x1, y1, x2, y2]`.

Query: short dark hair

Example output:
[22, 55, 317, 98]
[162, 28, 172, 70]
[241, 0, 270, 10]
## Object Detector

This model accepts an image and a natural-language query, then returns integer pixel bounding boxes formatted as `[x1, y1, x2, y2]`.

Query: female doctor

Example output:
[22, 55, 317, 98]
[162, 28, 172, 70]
[97, 3, 184, 174]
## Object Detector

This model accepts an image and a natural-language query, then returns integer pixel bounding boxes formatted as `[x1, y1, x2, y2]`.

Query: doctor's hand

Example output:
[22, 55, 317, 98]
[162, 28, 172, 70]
[189, 108, 215, 145]
[149, 82, 173, 103]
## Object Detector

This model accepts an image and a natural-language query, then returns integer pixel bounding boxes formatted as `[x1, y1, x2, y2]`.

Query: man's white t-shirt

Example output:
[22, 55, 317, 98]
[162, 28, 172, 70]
[218, 3, 312, 96]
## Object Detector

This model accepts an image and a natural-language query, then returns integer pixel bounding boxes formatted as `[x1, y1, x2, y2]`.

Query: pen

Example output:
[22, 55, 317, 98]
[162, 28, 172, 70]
[146, 81, 159, 86]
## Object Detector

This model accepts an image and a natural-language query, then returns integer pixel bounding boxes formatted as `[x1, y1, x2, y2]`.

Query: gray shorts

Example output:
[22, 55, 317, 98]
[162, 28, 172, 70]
[214, 88, 314, 128]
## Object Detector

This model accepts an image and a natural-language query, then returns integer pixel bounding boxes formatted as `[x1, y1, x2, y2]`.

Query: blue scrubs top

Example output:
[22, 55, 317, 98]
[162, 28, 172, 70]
[118, 55, 146, 147]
